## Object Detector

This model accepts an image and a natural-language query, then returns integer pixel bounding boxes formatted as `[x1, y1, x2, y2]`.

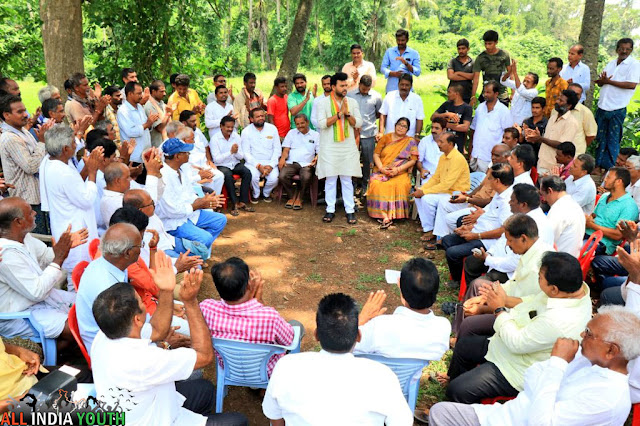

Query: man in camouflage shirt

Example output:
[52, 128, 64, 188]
[471, 30, 512, 107]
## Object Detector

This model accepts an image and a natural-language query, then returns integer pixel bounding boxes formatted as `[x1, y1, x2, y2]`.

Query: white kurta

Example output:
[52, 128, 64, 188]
[315, 96, 363, 179]
[39, 158, 98, 275]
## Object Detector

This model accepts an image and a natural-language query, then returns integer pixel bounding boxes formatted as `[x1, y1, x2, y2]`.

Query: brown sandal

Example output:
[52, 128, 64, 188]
[285, 199, 294, 209]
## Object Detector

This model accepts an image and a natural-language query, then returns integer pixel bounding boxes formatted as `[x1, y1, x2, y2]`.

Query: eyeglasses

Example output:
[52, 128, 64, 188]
[583, 326, 618, 347]
[140, 200, 155, 209]
[131, 241, 146, 250]
[396, 124, 409, 129]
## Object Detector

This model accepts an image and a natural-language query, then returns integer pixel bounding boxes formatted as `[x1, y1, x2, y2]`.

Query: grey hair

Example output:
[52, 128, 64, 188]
[165, 121, 185, 138]
[94, 120, 111, 132]
[69, 72, 87, 89]
[627, 155, 640, 171]
[175, 127, 194, 141]
[44, 124, 74, 157]
[0, 204, 24, 232]
[597, 305, 640, 360]
[100, 224, 137, 256]
[38, 85, 60, 103]
[104, 163, 126, 185]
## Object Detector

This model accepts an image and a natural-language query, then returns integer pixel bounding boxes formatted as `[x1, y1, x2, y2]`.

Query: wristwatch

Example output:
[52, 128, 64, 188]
[494, 307, 508, 315]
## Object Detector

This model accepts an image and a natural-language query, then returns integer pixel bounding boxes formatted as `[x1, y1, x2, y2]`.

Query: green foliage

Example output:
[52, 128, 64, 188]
[622, 101, 640, 150]
[0, 0, 45, 81]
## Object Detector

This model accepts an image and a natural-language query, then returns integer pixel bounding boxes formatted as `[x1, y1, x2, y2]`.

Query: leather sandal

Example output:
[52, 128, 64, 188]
[346, 213, 357, 224]
[323, 213, 335, 223]
[285, 199, 294, 209]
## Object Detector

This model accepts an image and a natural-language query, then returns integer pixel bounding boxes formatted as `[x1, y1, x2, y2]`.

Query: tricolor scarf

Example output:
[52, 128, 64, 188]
[330, 92, 349, 142]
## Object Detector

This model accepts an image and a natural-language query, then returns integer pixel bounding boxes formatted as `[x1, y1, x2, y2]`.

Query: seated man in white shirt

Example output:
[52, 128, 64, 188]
[157, 138, 226, 254]
[626, 155, 640, 214]
[179, 110, 225, 195]
[438, 252, 591, 404]
[565, 153, 597, 214]
[416, 117, 445, 185]
[540, 175, 586, 257]
[429, 306, 639, 426]
[354, 257, 450, 360]
[262, 292, 413, 425]
[277, 114, 319, 210]
[507, 144, 535, 186]
[241, 108, 282, 202]
[91, 257, 248, 426]
[123, 189, 203, 270]
[209, 116, 254, 215]
[442, 163, 514, 288]
[463, 184, 554, 286]
[0, 197, 86, 344]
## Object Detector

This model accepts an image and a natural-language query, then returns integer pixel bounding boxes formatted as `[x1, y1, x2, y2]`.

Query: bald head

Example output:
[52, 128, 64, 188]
[104, 162, 130, 192]
[123, 189, 152, 214]
[100, 222, 140, 260]
[0, 197, 29, 233]
[492, 143, 511, 163]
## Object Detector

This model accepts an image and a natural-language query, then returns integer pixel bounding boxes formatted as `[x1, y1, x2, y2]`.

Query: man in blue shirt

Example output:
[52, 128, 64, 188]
[380, 29, 421, 93]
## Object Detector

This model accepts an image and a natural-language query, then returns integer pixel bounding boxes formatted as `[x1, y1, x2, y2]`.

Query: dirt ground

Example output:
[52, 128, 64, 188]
[198, 197, 457, 425]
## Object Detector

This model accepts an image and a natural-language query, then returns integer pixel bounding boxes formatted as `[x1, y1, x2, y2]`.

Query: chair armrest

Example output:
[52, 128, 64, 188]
[0, 311, 46, 336]
[280, 326, 301, 351]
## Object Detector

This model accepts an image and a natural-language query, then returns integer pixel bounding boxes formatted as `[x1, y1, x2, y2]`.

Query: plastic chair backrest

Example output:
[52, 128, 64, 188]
[530, 167, 538, 185]
[632, 403, 640, 426]
[354, 353, 428, 412]
[481, 396, 516, 404]
[469, 172, 486, 192]
[88, 238, 100, 260]
[579, 230, 603, 280]
[71, 261, 90, 292]
[0, 311, 56, 365]
[68, 305, 91, 369]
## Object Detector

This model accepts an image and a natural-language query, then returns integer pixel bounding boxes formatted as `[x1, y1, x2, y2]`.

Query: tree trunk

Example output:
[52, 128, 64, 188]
[286, 0, 290, 26]
[277, 0, 313, 88]
[224, 0, 232, 48]
[40, 0, 84, 102]
[578, 0, 605, 108]
[315, 4, 322, 56]
[276, 0, 281, 23]
[246, 0, 253, 67]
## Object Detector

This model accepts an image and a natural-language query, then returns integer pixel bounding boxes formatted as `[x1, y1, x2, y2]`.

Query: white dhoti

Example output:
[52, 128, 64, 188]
[0, 289, 75, 338]
[470, 157, 491, 173]
[414, 194, 450, 232]
[433, 200, 470, 237]
[445, 207, 475, 234]
[201, 167, 225, 195]
[325, 176, 355, 214]
[246, 164, 279, 198]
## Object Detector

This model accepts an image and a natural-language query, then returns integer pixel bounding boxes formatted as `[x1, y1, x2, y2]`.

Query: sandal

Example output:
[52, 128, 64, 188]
[346, 213, 357, 224]
[424, 242, 443, 250]
[239, 205, 255, 212]
[379, 220, 393, 230]
[413, 408, 430, 424]
[285, 199, 294, 209]
[230, 209, 239, 217]
[420, 234, 436, 242]
[293, 200, 302, 210]
[323, 213, 335, 223]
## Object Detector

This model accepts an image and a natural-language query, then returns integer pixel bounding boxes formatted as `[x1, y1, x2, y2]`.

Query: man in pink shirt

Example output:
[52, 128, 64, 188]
[200, 257, 303, 375]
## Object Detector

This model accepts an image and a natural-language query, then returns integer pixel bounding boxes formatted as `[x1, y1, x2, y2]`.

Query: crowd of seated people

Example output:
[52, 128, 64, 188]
[1, 26, 640, 426]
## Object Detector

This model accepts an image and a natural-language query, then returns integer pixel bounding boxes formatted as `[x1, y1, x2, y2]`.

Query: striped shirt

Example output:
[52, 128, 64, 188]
[0, 122, 46, 204]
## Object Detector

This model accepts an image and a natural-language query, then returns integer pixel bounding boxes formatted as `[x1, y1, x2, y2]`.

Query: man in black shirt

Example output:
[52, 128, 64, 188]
[518, 96, 548, 162]
[447, 38, 474, 104]
[431, 84, 473, 153]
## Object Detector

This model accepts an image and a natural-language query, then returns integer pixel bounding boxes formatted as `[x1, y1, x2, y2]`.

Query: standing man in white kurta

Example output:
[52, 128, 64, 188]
[240, 108, 282, 202]
[316, 72, 363, 224]
[39, 124, 101, 286]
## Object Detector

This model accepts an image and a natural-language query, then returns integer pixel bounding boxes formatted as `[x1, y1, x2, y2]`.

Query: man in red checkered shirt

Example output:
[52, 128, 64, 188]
[200, 257, 300, 376]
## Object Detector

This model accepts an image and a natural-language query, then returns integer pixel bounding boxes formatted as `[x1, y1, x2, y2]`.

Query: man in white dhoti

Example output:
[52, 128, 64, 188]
[240, 108, 282, 202]
[0, 197, 87, 345]
[39, 124, 102, 286]
[316, 72, 363, 224]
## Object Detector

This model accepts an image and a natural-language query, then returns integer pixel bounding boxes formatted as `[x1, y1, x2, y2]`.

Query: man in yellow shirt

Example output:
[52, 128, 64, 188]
[413, 132, 470, 239]
[167, 74, 205, 121]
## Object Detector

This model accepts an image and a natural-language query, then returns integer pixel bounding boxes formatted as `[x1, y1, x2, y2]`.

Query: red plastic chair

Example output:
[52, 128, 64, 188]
[88, 238, 100, 260]
[68, 305, 91, 369]
[632, 403, 640, 426]
[273, 174, 319, 208]
[530, 167, 538, 185]
[221, 174, 252, 210]
[458, 257, 468, 301]
[71, 261, 90, 292]
[481, 396, 516, 404]
[578, 230, 604, 280]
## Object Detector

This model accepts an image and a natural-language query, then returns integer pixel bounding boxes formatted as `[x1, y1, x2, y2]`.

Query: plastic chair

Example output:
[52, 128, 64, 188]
[68, 305, 91, 369]
[354, 353, 429, 411]
[0, 311, 56, 365]
[212, 326, 302, 413]
[88, 238, 100, 260]
[481, 396, 516, 404]
[273, 174, 319, 208]
[530, 167, 538, 185]
[579, 230, 604, 280]
[469, 172, 485, 192]
[631, 402, 640, 426]
[71, 261, 90, 292]
[221, 174, 252, 210]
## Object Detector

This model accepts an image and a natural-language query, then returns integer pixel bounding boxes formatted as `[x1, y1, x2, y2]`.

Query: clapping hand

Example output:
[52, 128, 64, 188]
[178, 267, 204, 302]
[359, 290, 388, 325]
[478, 281, 507, 312]
[35, 120, 56, 142]
[70, 228, 89, 248]
[463, 295, 487, 316]
[174, 249, 203, 273]
[617, 220, 638, 243]
[249, 270, 265, 303]
[150, 250, 177, 293]
[146, 229, 159, 250]
[617, 240, 640, 283]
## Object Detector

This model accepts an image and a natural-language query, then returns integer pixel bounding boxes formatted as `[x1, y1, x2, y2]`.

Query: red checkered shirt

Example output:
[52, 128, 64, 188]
[200, 298, 294, 376]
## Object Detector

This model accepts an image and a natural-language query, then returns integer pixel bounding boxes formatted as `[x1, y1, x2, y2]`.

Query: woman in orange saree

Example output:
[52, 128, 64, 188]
[366, 117, 418, 229]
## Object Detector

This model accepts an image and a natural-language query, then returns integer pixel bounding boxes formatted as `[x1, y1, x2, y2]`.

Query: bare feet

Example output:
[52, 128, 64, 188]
[435, 372, 450, 386]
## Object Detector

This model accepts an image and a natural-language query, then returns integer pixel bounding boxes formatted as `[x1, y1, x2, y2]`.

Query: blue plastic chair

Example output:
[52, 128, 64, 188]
[354, 353, 428, 411]
[0, 311, 57, 365]
[469, 171, 486, 192]
[212, 326, 302, 413]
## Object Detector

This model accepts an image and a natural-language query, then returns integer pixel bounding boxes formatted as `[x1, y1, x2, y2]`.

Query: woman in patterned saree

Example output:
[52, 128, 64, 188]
[367, 117, 418, 229]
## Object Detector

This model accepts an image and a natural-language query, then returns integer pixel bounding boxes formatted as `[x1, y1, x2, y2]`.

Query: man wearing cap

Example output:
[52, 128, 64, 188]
[156, 138, 227, 254]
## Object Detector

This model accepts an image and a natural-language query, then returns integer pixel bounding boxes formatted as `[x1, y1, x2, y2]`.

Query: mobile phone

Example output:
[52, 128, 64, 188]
[472, 248, 482, 255]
